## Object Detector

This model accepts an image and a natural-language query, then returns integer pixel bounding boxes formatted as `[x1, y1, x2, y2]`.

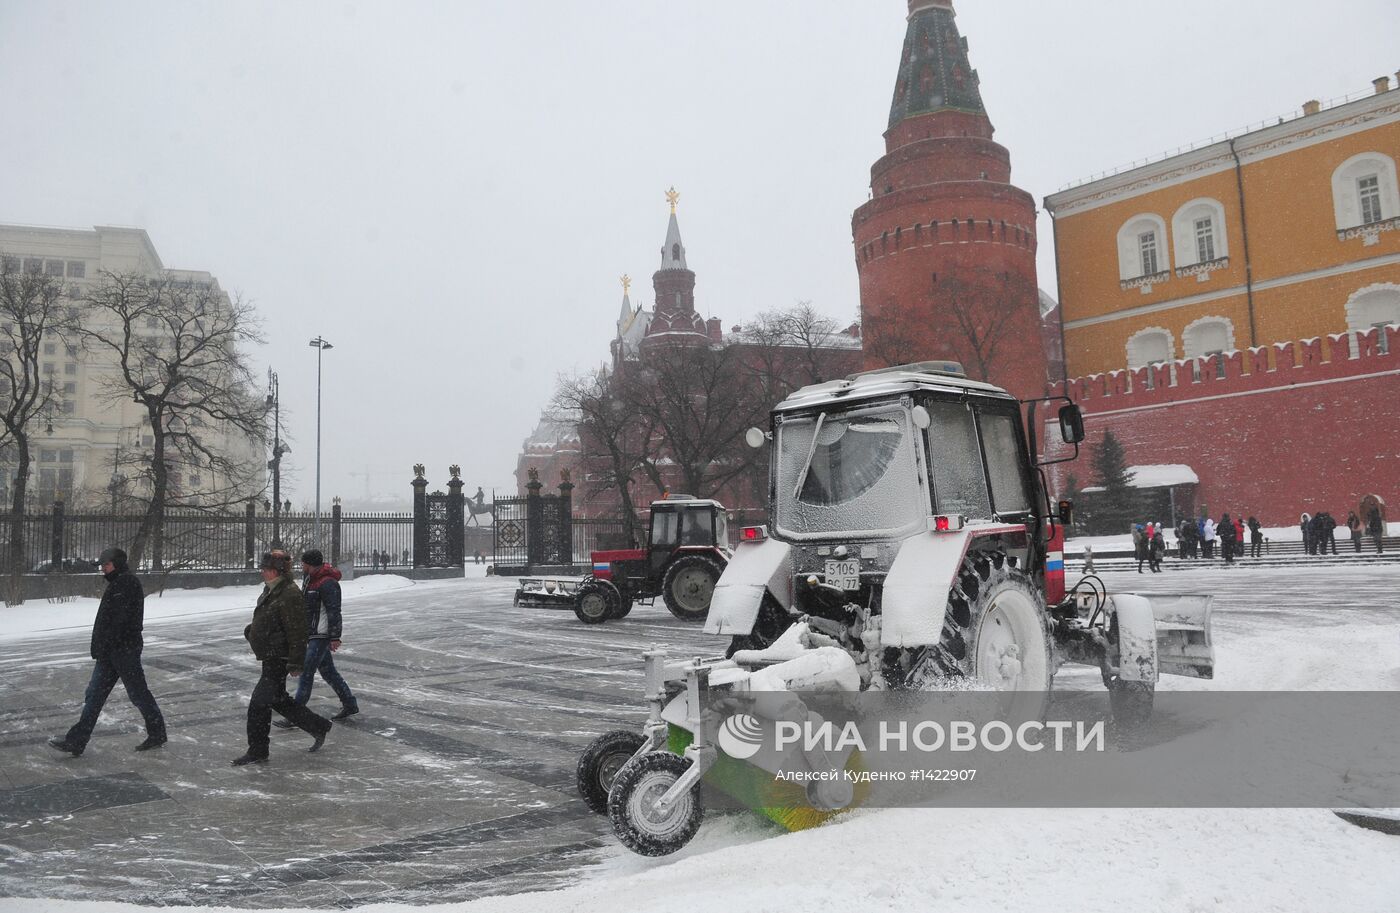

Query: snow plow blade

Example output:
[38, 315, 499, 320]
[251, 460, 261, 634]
[1144, 593, 1215, 679]
[513, 577, 582, 608]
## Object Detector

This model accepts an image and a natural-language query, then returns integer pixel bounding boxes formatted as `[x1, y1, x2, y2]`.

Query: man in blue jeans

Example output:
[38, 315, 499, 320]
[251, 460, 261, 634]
[276, 549, 358, 727]
[49, 547, 167, 756]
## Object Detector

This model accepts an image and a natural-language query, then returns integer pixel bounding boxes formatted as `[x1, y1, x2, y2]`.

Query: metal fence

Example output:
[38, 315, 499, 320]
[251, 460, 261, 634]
[0, 506, 417, 573]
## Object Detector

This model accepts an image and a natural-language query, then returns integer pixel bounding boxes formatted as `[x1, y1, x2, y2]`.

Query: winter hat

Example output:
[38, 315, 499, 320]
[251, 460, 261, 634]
[259, 550, 292, 575]
[99, 547, 128, 571]
[301, 549, 325, 567]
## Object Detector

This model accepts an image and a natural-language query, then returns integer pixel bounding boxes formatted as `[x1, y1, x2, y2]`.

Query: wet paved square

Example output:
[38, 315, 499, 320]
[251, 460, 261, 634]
[0, 576, 713, 907]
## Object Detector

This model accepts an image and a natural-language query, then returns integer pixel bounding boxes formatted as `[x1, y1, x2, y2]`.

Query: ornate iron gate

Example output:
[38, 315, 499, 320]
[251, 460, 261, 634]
[536, 495, 572, 567]
[425, 492, 450, 567]
[492, 496, 530, 574]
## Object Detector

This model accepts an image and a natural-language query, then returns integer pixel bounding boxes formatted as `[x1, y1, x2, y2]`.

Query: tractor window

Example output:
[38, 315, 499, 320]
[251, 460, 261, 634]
[651, 510, 679, 548]
[713, 510, 729, 547]
[774, 404, 924, 539]
[924, 400, 992, 518]
[977, 409, 1034, 516]
[680, 509, 711, 546]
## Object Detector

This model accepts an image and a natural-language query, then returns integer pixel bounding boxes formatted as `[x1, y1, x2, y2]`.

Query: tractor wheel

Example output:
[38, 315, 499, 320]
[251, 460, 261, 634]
[897, 552, 1053, 717]
[609, 596, 634, 620]
[577, 729, 646, 814]
[661, 554, 723, 622]
[725, 593, 793, 658]
[607, 751, 703, 857]
[574, 580, 620, 625]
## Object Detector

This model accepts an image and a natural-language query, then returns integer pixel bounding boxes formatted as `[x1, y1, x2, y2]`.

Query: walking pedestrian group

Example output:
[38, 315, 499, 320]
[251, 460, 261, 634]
[49, 544, 361, 767]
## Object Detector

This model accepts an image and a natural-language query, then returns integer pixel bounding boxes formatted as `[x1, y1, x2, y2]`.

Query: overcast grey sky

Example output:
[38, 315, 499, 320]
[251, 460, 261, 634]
[2, 1, 1396, 506]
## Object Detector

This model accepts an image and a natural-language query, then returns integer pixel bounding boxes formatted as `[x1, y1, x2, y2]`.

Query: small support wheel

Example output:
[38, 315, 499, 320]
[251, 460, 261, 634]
[576, 729, 646, 814]
[607, 751, 703, 856]
[574, 579, 620, 625]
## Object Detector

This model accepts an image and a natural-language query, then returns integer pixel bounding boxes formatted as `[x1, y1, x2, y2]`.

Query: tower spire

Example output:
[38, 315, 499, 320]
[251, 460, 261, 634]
[660, 186, 688, 270]
[888, 0, 986, 133]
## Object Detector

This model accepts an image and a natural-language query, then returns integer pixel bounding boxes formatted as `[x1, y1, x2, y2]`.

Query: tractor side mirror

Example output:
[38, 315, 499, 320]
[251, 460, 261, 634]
[745, 427, 769, 449]
[1058, 404, 1085, 444]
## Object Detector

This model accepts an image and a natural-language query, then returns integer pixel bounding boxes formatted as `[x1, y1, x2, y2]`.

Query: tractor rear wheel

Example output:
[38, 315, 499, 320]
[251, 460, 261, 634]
[896, 553, 1053, 717]
[577, 729, 646, 814]
[574, 580, 620, 625]
[607, 751, 703, 856]
[661, 554, 723, 622]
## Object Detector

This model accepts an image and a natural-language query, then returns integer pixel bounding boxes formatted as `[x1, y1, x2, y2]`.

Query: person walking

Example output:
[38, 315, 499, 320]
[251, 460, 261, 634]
[1248, 516, 1264, 558]
[1149, 526, 1166, 572]
[48, 548, 167, 756]
[1317, 512, 1339, 555]
[276, 550, 358, 728]
[1347, 510, 1364, 553]
[1366, 504, 1385, 554]
[1300, 512, 1313, 555]
[232, 550, 331, 766]
[1218, 513, 1237, 564]
[1132, 524, 1148, 573]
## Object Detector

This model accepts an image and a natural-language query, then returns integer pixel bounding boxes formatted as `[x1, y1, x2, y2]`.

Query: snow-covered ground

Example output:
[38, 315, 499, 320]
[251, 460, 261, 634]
[2, 564, 1398, 913]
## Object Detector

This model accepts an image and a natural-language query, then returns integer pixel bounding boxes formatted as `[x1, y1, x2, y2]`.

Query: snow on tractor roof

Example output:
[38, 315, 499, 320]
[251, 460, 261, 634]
[775, 360, 1013, 413]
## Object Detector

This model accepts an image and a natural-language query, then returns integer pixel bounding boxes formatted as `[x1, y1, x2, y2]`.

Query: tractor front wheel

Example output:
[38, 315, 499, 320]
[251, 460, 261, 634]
[661, 554, 723, 622]
[574, 580, 620, 625]
[577, 729, 646, 814]
[607, 752, 703, 856]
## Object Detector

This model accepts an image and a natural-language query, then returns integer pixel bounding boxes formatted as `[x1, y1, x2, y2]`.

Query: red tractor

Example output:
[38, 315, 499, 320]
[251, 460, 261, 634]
[573, 496, 730, 624]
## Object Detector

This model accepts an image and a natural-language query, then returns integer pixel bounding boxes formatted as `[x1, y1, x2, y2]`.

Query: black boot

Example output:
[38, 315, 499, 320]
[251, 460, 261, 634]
[231, 752, 269, 766]
[47, 737, 83, 757]
[134, 735, 167, 752]
[309, 723, 332, 753]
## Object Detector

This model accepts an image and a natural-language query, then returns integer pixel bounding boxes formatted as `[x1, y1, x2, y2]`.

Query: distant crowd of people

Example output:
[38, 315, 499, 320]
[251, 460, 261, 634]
[1122, 501, 1387, 572]
[357, 548, 410, 570]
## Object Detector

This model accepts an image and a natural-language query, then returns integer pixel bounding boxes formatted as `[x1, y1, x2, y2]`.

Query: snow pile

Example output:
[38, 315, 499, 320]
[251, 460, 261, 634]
[0, 573, 432, 643]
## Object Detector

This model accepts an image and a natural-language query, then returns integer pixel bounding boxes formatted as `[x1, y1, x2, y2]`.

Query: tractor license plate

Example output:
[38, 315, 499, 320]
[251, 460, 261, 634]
[824, 559, 860, 591]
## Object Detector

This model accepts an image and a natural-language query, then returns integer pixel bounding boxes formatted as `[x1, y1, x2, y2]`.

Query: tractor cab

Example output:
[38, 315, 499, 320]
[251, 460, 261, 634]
[648, 497, 728, 575]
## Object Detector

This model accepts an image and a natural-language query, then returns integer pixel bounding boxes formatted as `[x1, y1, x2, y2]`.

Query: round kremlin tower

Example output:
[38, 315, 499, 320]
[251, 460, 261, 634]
[853, 0, 1048, 402]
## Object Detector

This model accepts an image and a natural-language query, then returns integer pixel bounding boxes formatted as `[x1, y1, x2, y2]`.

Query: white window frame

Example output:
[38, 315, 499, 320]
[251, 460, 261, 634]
[1117, 214, 1170, 281]
[1344, 284, 1400, 355]
[1126, 326, 1175, 369]
[1171, 198, 1229, 268]
[1182, 316, 1236, 379]
[1358, 175, 1382, 226]
[1332, 153, 1399, 230]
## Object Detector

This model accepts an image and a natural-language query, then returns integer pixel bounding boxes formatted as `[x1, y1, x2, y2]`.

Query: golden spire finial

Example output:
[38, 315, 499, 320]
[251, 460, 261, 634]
[665, 186, 680, 214]
[621, 274, 631, 295]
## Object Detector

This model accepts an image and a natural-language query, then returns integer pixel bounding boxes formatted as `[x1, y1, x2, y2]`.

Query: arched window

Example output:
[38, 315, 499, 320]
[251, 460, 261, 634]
[1183, 316, 1235, 380]
[1117, 214, 1169, 281]
[1126, 326, 1174, 368]
[1171, 198, 1229, 268]
[1332, 153, 1400, 230]
[671, 242, 682, 262]
[1345, 283, 1400, 354]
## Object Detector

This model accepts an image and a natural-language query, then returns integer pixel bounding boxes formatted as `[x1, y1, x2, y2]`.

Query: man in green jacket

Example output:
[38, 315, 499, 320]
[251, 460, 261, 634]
[232, 550, 332, 766]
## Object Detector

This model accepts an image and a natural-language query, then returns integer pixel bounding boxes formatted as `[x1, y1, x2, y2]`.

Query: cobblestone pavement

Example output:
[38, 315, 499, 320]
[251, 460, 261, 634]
[0, 576, 713, 908]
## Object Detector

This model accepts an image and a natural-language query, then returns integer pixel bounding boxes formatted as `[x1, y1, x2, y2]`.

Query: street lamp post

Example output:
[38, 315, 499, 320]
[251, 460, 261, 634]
[308, 336, 333, 545]
[266, 369, 289, 548]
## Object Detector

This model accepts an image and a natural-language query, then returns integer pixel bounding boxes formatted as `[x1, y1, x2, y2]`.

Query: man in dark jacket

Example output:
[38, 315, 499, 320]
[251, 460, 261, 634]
[232, 550, 332, 766]
[48, 547, 166, 756]
[276, 549, 358, 726]
[1218, 513, 1237, 564]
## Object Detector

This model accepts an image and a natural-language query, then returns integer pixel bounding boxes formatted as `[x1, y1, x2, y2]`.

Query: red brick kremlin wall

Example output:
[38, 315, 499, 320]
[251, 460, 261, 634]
[1042, 325, 1400, 526]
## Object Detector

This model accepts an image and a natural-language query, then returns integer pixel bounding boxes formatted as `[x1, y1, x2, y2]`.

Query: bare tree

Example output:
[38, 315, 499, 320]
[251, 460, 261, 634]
[782, 301, 854, 384]
[78, 271, 267, 571]
[0, 260, 71, 602]
[862, 304, 925, 368]
[625, 341, 767, 500]
[553, 367, 660, 543]
[942, 271, 1027, 384]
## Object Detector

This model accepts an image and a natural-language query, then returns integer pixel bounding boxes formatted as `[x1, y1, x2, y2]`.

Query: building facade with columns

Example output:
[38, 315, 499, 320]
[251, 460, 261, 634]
[0, 223, 266, 510]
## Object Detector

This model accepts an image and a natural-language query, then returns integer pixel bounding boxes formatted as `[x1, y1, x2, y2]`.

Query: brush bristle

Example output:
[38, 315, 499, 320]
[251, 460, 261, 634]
[667, 724, 865, 832]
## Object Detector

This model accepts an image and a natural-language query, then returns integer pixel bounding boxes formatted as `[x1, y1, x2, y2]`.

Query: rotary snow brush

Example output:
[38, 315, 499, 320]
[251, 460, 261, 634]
[668, 724, 869, 832]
